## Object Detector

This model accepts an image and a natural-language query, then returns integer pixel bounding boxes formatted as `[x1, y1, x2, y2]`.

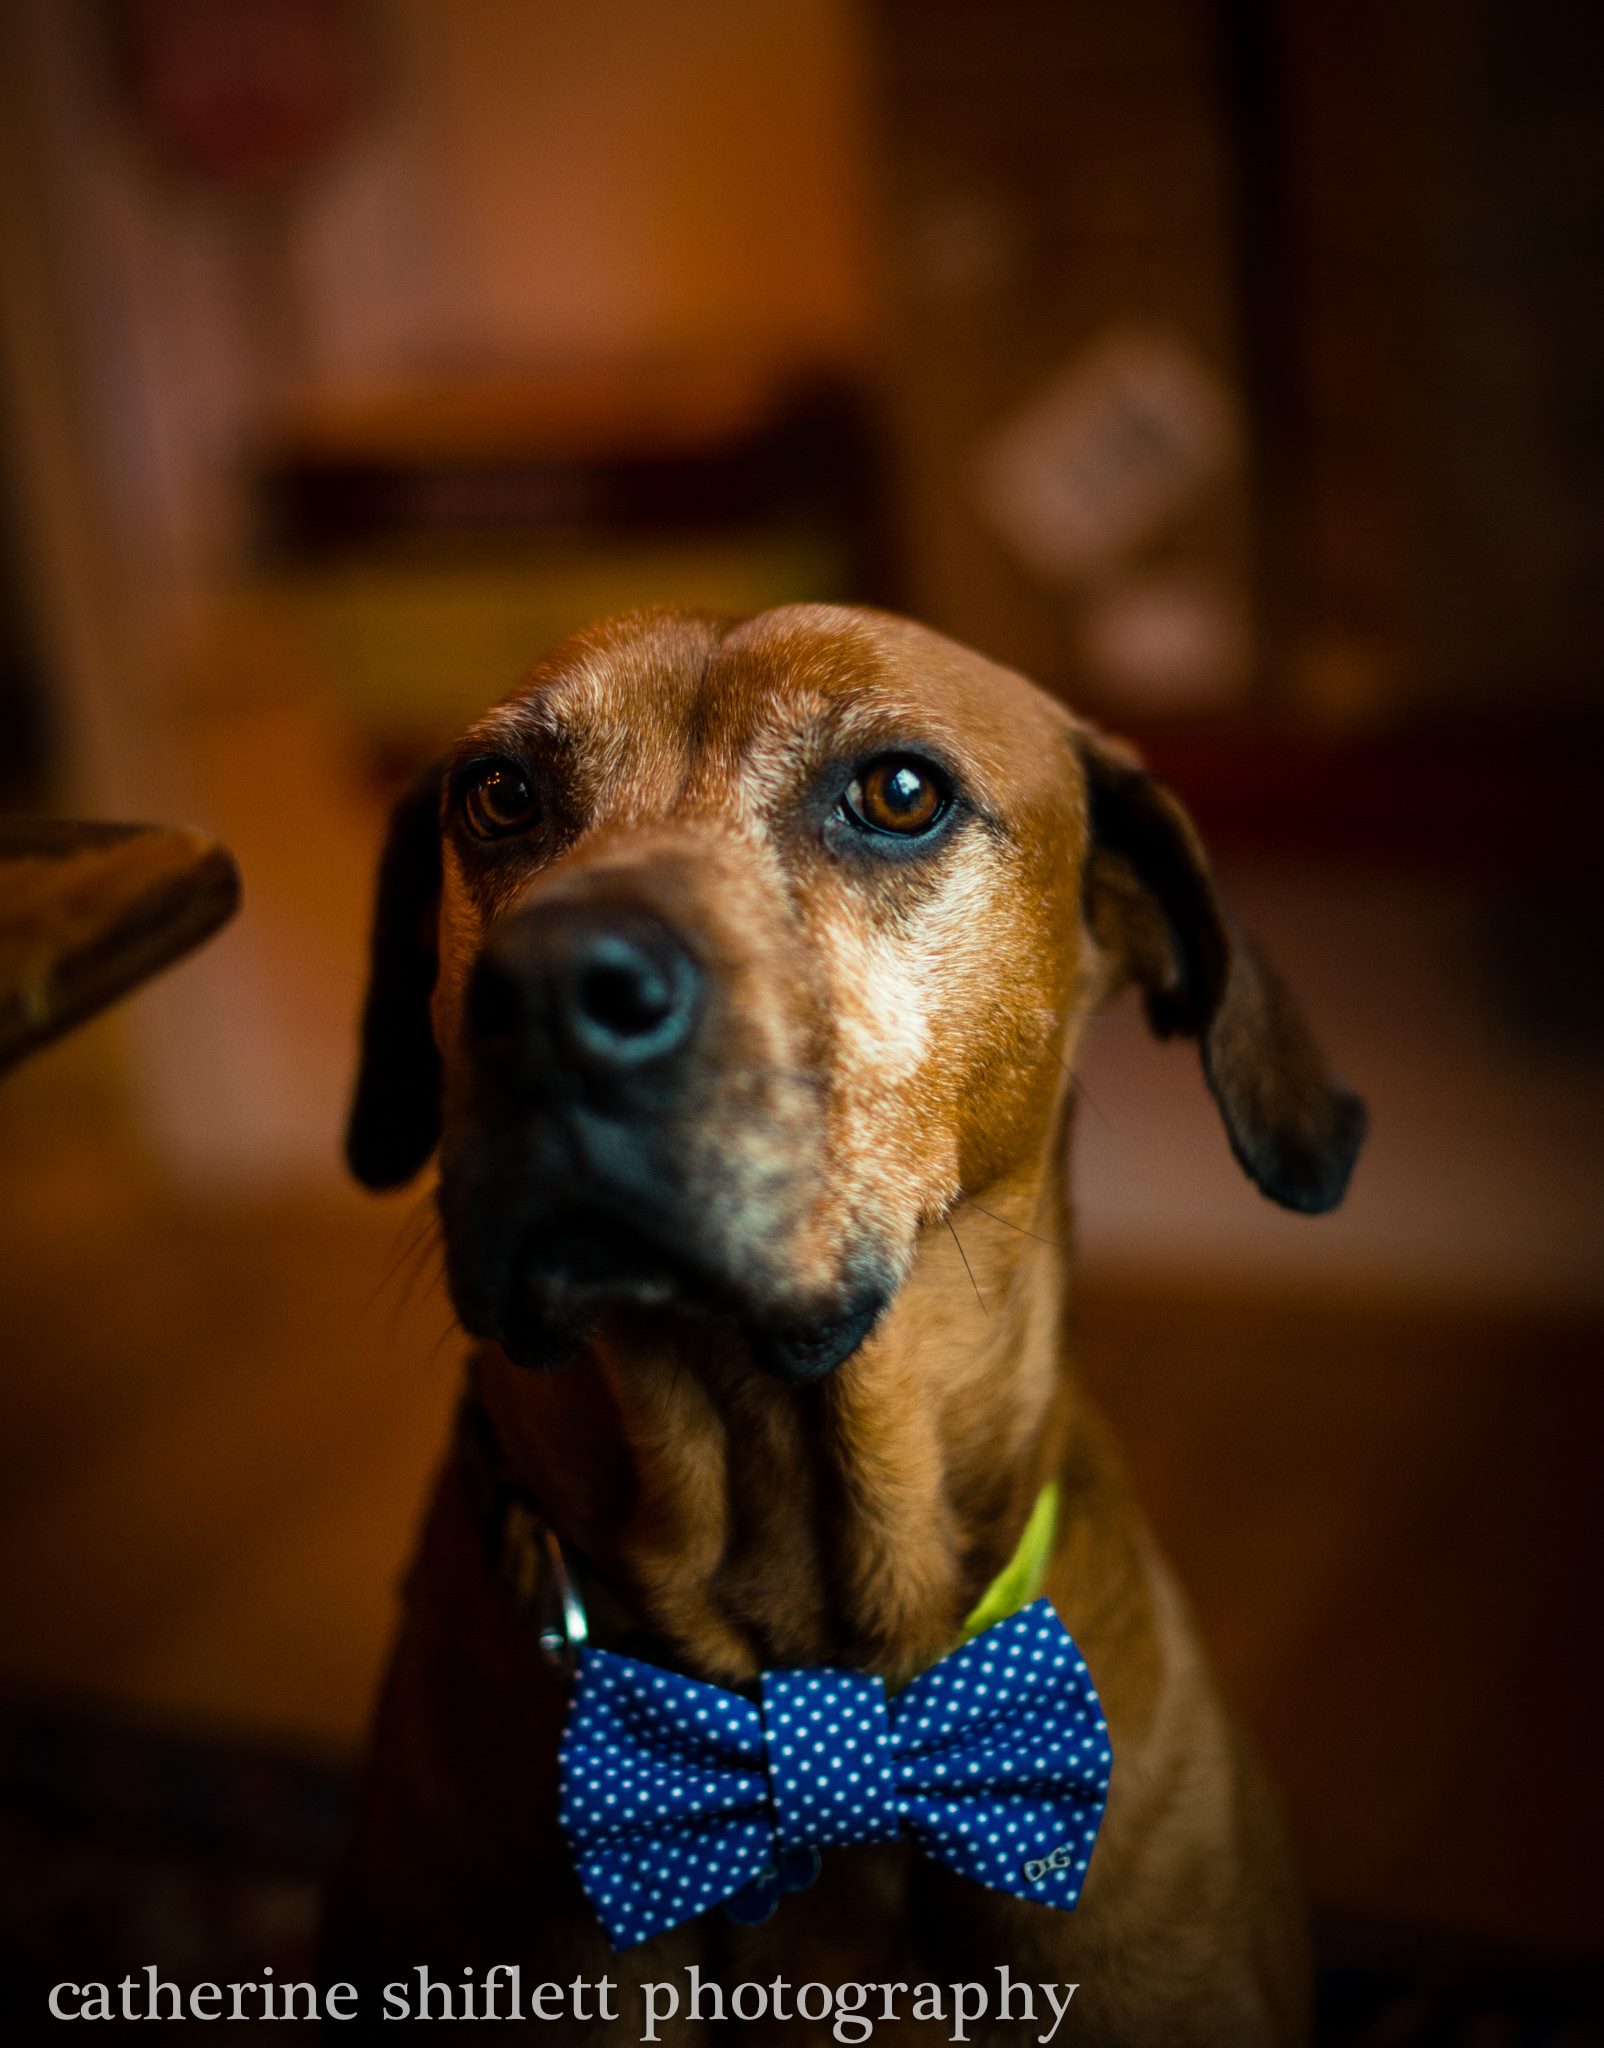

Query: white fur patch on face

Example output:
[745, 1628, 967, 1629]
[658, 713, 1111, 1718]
[801, 831, 1009, 1272]
[828, 915, 932, 1085]
[814, 836, 1003, 1082]
[908, 834, 998, 988]
[900, 839, 1000, 1064]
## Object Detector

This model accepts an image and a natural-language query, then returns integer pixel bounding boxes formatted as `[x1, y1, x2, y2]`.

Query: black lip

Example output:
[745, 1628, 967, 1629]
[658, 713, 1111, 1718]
[452, 1198, 723, 1370]
[520, 1209, 704, 1304]
[746, 1291, 889, 1383]
[456, 1202, 890, 1383]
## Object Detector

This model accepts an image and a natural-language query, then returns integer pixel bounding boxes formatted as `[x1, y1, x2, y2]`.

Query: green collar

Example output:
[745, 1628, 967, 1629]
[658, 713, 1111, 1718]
[957, 1481, 1060, 1642]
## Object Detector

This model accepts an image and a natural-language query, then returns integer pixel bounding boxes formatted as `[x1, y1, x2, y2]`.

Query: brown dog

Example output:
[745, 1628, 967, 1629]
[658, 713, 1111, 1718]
[327, 604, 1363, 2044]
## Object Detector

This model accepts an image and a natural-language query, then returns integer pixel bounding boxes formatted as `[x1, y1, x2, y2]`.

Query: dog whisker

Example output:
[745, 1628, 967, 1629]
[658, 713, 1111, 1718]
[425, 1311, 464, 1368]
[364, 1197, 445, 1319]
[1043, 1045, 1111, 1128]
[404, 1291, 461, 1378]
[384, 1232, 448, 1348]
[944, 1213, 988, 1317]
[377, 1188, 439, 1274]
[1066, 1066, 1111, 1128]
[955, 1196, 1066, 1253]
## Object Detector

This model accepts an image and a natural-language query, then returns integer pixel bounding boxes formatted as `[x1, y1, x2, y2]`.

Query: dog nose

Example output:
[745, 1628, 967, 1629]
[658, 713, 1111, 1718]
[470, 905, 703, 1081]
[564, 922, 699, 1066]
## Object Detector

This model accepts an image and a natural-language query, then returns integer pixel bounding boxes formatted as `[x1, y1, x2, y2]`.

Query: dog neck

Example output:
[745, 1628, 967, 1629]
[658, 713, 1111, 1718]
[468, 1137, 1078, 1687]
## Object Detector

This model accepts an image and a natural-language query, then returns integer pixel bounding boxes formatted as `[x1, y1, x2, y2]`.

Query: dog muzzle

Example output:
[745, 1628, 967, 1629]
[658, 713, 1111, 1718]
[557, 1598, 1112, 1949]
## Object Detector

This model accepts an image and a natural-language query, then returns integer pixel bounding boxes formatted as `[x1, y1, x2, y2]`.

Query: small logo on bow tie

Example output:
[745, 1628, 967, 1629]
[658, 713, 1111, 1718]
[1023, 1843, 1080, 1884]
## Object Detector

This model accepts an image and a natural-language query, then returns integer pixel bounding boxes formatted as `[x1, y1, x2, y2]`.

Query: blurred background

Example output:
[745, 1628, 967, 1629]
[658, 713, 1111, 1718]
[1, 0, 1600, 2035]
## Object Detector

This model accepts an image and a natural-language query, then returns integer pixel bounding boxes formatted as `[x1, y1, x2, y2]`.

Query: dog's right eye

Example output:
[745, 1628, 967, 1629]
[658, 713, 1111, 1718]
[460, 760, 540, 840]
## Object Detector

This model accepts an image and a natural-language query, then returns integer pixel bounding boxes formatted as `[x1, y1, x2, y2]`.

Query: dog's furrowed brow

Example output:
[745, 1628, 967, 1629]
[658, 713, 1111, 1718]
[740, 687, 968, 771]
[819, 691, 959, 748]
[457, 697, 570, 760]
[449, 702, 610, 811]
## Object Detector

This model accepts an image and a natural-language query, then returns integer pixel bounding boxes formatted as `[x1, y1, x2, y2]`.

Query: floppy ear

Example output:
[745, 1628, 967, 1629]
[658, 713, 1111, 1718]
[346, 760, 446, 1190]
[1078, 731, 1365, 1213]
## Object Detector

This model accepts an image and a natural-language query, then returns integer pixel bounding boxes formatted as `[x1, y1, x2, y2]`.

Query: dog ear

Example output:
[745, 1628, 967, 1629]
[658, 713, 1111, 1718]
[346, 759, 446, 1190]
[1078, 731, 1365, 1213]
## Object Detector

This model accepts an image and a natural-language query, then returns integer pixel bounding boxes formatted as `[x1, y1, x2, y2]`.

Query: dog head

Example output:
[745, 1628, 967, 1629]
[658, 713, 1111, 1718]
[348, 605, 1363, 1380]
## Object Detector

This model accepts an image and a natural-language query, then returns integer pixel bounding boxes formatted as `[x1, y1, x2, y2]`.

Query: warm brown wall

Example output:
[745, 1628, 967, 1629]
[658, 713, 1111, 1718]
[398, 0, 876, 371]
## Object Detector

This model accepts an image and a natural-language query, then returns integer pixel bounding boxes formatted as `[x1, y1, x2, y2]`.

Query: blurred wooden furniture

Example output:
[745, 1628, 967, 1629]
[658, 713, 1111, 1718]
[0, 821, 240, 1074]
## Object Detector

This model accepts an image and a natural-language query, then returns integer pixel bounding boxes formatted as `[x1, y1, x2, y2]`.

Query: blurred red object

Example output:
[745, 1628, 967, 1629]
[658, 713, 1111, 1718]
[113, 0, 361, 186]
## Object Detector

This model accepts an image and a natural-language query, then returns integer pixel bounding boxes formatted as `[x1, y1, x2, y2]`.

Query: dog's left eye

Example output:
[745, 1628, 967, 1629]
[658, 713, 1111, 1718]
[460, 759, 540, 839]
[841, 756, 948, 837]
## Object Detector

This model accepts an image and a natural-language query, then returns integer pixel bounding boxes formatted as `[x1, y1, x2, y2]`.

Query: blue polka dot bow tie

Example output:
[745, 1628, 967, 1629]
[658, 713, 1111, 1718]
[557, 1597, 1112, 1950]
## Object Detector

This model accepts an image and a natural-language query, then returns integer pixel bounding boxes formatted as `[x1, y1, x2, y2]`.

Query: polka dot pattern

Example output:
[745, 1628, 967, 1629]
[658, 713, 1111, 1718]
[890, 1597, 1112, 1913]
[762, 1668, 899, 1850]
[558, 1598, 1112, 1950]
[556, 1650, 772, 1951]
